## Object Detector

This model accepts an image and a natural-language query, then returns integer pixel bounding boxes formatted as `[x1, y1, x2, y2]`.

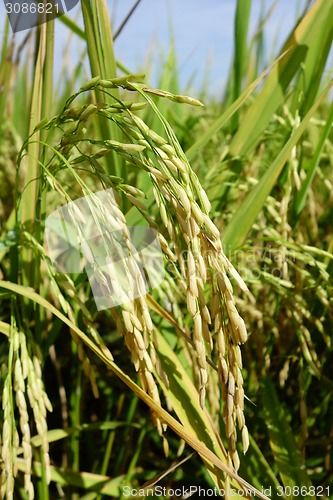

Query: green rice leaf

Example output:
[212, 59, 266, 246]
[185, 57, 284, 162]
[231, 0, 252, 129]
[229, 0, 333, 157]
[261, 378, 312, 490]
[294, 101, 333, 216]
[239, 436, 286, 500]
[18, 422, 140, 450]
[222, 79, 333, 253]
[16, 459, 124, 497]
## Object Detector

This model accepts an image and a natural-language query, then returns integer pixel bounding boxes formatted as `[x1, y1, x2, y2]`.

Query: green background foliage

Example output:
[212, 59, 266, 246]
[0, 1, 332, 498]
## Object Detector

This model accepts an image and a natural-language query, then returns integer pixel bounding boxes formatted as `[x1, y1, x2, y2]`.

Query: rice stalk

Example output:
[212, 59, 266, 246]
[0, 321, 52, 499]
[22, 75, 252, 472]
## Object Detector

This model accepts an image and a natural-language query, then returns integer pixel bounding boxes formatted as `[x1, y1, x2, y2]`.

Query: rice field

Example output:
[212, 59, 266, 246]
[0, 1, 332, 499]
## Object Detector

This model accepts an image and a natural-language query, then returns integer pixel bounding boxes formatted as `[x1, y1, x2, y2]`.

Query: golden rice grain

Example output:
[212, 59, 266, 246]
[242, 426, 250, 454]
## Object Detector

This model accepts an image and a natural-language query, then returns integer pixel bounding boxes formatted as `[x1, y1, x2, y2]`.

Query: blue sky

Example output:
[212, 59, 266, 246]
[107, 0, 310, 92]
[0, 0, 312, 95]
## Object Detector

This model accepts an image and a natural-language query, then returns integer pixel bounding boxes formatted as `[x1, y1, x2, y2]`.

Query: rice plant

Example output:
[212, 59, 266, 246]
[0, 0, 332, 499]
